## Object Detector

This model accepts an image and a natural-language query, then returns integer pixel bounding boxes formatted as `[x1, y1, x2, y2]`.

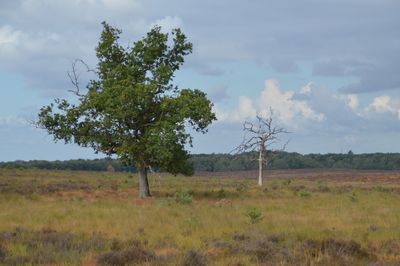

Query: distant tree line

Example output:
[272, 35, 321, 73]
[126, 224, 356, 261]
[1, 151, 400, 172]
[0, 158, 134, 172]
[190, 151, 400, 171]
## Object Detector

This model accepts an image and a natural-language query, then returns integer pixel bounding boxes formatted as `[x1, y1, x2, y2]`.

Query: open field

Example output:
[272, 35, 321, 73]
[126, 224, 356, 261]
[1, 168, 400, 265]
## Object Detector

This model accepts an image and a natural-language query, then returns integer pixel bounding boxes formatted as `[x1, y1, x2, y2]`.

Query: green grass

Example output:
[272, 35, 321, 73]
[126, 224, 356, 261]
[0, 168, 400, 265]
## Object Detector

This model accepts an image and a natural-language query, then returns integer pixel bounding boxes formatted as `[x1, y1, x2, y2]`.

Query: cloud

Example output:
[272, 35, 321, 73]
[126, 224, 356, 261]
[149, 16, 183, 32]
[345, 94, 359, 111]
[215, 79, 325, 127]
[214, 96, 256, 123]
[0, 25, 22, 46]
[339, 60, 400, 93]
[0, 116, 27, 126]
[0, 121, 102, 161]
[0, 0, 147, 96]
[366, 95, 400, 119]
[216, 78, 400, 132]
[209, 78, 400, 154]
[2, 0, 399, 95]
[269, 57, 300, 74]
[101, 0, 140, 11]
[259, 80, 325, 125]
[208, 84, 230, 103]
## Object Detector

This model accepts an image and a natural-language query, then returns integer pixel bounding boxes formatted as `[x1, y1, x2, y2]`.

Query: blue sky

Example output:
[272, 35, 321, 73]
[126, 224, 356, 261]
[1, 0, 400, 161]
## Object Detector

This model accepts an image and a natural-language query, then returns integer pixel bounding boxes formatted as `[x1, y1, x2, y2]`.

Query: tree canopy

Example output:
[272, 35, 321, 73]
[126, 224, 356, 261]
[37, 22, 216, 197]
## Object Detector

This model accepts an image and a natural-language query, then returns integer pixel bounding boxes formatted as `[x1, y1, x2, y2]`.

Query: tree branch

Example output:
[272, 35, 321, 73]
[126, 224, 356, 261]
[67, 59, 95, 97]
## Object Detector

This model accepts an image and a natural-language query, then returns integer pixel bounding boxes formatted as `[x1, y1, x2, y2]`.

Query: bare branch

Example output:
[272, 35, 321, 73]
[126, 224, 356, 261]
[232, 108, 291, 187]
[67, 59, 95, 97]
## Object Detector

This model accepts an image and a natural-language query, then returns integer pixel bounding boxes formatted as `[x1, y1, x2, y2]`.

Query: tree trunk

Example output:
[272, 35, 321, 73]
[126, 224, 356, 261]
[138, 164, 151, 198]
[258, 145, 264, 187]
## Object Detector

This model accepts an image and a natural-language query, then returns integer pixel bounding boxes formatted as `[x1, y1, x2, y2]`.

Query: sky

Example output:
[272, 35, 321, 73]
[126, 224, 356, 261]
[1, 0, 400, 161]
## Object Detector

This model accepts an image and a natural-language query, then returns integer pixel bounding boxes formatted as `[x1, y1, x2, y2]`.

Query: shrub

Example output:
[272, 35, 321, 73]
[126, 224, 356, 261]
[236, 183, 248, 192]
[246, 207, 263, 224]
[348, 192, 358, 202]
[271, 182, 280, 190]
[250, 239, 278, 262]
[217, 188, 226, 199]
[232, 233, 250, 241]
[374, 184, 388, 192]
[97, 241, 155, 266]
[0, 228, 107, 265]
[174, 191, 193, 205]
[301, 239, 370, 259]
[299, 190, 312, 197]
[232, 234, 288, 263]
[181, 250, 208, 266]
[0, 245, 6, 262]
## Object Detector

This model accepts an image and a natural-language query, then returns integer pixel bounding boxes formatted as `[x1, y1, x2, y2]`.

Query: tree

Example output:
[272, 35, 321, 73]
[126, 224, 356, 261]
[37, 22, 216, 197]
[233, 110, 289, 187]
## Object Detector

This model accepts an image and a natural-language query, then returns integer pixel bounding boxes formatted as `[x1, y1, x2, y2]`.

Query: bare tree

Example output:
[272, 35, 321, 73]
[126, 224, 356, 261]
[233, 110, 289, 187]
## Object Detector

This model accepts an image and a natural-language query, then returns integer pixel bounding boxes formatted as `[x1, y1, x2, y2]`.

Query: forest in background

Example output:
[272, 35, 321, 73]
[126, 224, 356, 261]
[1, 151, 400, 172]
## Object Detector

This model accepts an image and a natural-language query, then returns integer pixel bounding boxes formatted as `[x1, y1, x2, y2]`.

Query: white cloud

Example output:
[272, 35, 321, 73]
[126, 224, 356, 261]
[149, 16, 183, 32]
[260, 80, 325, 125]
[214, 79, 400, 135]
[214, 96, 256, 123]
[0, 0, 147, 95]
[0, 116, 27, 126]
[366, 95, 400, 119]
[370, 95, 395, 113]
[215, 79, 325, 127]
[101, 0, 140, 10]
[0, 25, 22, 45]
[345, 94, 359, 110]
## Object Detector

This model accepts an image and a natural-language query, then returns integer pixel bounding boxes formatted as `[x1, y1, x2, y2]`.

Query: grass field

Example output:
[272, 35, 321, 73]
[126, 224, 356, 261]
[0, 168, 400, 265]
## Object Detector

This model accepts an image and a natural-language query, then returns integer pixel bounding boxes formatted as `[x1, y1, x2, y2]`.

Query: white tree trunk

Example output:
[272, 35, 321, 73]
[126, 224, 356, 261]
[258, 145, 264, 187]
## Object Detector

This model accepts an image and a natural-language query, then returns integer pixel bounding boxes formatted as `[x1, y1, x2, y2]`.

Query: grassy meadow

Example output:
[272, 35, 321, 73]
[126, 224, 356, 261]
[0, 168, 400, 265]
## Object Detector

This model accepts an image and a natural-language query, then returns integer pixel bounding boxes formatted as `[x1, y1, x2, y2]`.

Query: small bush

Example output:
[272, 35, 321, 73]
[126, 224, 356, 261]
[236, 183, 248, 192]
[316, 185, 331, 192]
[0, 245, 6, 262]
[182, 250, 208, 266]
[246, 207, 263, 224]
[25, 193, 40, 201]
[212, 238, 232, 249]
[174, 191, 193, 205]
[110, 239, 124, 251]
[250, 239, 278, 262]
[97, 241, 155, 266]
[271, 182, 280, 190]
[183, 215, 200, 228]
[372, 240, 400, 256]
[0, 228, 107, 265]
[302, 239, 370, 259]
[299, 190, 312, 197]
[217, 188, 226, 199]
[232, 233, 250, 241]
[235, 235, 287, 263]
[348, 192, 358, 202]
[374, 184, 388, 192]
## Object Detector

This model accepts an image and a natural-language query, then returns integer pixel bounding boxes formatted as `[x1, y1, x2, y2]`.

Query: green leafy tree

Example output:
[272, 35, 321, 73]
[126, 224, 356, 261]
[37, 22, 216, 197]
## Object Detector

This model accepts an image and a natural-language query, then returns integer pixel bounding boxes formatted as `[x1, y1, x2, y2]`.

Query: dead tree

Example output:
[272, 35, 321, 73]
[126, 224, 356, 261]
[233, 111, 289, 187]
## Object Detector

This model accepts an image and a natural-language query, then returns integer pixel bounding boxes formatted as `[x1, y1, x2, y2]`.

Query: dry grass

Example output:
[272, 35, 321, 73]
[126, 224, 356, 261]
[1, 168, 400, 265]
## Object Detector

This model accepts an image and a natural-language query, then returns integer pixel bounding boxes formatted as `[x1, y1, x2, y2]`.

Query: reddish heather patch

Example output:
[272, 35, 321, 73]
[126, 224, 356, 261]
[132, 197, 155, 206]
[54, 189, 139, 202]
[195, 169, 400, 183]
